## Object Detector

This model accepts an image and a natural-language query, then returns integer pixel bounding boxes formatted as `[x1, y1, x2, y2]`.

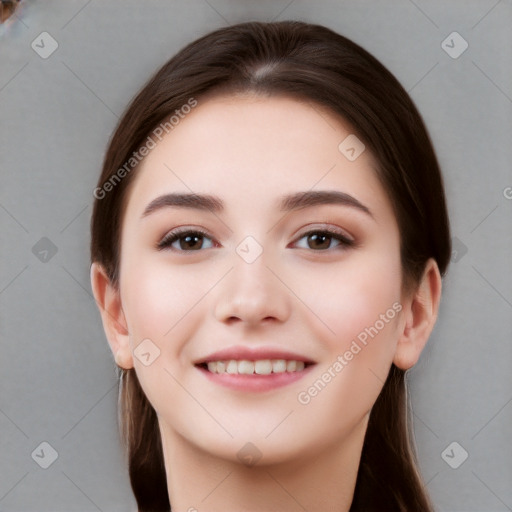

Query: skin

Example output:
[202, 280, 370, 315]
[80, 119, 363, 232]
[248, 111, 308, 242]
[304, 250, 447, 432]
[91, 94, 441, 512]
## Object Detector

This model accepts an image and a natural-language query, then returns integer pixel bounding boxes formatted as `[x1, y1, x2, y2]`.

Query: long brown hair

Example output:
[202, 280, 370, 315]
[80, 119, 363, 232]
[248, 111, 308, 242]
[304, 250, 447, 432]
[91, 21, 450, 511]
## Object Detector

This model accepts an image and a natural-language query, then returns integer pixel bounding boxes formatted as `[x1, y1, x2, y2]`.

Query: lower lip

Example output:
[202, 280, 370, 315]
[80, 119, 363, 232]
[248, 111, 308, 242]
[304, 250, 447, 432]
[196, 364, 315, 392]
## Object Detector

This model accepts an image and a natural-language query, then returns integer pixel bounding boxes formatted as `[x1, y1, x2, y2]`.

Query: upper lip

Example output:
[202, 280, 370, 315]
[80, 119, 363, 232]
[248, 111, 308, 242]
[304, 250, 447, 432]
[194, 346, 316, 365]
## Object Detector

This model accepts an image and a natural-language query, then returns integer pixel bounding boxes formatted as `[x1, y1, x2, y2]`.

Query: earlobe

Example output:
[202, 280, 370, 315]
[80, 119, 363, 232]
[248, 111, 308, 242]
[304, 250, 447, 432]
[393, 259, 442, 370]
[90, 262, 134, 370]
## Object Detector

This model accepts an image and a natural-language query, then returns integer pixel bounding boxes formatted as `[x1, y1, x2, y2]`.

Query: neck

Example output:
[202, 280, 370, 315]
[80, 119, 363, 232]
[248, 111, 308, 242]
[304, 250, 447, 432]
[159, 416, 368, 512]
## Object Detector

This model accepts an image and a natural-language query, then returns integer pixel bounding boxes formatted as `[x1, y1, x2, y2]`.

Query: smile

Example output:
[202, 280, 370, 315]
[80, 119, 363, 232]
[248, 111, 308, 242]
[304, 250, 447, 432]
[200, 359, 309, 375]
[195, 360, 315, 392]
[194, 346, 316, 391]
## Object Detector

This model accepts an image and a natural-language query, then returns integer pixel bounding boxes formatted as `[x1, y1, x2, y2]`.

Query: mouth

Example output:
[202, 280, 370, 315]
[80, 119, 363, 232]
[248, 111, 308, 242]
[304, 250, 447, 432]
[194, 348, 316, 392]
[196, 359, 314, 375]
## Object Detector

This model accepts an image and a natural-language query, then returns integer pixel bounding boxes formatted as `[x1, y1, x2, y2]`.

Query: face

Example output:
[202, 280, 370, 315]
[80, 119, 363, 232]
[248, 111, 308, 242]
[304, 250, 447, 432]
[115, 94, 406, 465]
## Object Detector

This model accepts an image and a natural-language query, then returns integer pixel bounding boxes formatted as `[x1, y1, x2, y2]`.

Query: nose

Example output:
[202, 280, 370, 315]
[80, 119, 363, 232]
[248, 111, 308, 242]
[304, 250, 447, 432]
[214, 250, 291, 326]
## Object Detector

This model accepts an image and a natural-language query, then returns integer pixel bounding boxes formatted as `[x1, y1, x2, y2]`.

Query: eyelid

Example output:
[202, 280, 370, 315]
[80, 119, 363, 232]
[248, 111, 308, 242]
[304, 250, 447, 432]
[292, 222, 355, 243]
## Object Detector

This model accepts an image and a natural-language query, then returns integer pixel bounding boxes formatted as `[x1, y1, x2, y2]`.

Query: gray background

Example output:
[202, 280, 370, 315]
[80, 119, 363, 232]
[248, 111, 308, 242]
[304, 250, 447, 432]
[1, 1, 511, 511]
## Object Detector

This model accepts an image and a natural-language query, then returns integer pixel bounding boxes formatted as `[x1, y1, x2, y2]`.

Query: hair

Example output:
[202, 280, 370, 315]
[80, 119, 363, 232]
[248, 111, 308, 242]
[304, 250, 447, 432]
[91, 20, 451, 512]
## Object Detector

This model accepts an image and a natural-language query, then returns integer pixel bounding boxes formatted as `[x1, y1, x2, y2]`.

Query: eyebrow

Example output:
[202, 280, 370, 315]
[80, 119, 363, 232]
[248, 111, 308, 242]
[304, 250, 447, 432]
[141, 190, 373, 218]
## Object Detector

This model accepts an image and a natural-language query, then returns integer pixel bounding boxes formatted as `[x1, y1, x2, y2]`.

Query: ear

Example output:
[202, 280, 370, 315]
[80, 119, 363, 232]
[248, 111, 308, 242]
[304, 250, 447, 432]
[90, 262, 133, 369]
[393, 258, 442, 370]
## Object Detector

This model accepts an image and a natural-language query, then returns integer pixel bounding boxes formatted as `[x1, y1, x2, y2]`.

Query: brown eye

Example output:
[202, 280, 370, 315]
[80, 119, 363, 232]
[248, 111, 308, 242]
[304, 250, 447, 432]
[306, 233, 333, 250]
[157, 229, 215, 251]
[294, 229, 354, 251]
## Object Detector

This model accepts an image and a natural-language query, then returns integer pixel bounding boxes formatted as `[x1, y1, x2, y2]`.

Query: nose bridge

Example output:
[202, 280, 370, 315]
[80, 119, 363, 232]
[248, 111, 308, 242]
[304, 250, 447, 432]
[214, 239, 290, 324]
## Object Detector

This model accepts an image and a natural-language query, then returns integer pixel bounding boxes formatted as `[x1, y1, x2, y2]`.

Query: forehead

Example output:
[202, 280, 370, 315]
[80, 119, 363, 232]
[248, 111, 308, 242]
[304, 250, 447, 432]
[123, 94, 393, 224]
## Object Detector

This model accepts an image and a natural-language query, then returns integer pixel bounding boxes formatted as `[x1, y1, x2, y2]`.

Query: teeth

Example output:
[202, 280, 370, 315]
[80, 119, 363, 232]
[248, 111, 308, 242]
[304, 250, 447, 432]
[204, 359, 308, 375]
[272, 359, 287, 373]
[238, 360, 255, 375]
[254, 360, 272, 375]
[226, 360, 238, 374]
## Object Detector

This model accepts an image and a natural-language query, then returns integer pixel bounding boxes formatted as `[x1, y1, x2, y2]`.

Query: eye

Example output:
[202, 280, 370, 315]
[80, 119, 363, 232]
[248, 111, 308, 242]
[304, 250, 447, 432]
[157, 229, 215, 251]
[157, 227, 355, 252]
[293, 228, 354, 251]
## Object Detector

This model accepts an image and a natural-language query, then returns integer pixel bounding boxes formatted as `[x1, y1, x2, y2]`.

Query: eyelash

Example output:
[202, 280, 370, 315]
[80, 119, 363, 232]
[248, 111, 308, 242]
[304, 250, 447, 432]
[156, 226, 355, 252]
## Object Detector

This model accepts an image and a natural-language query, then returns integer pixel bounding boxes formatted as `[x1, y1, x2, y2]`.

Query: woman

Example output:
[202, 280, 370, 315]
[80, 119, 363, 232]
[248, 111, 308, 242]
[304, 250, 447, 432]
[90, 21, 450, 511]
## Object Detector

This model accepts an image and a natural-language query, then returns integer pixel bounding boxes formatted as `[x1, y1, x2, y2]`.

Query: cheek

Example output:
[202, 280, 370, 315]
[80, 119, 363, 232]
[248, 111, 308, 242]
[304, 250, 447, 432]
[293, 262, 403, 433]
[303, 251, 401, 335]
[119, 256, 224, 408]
[119, 259, 201, 415]
[294, 249, 403, 403]
[121, 256, 206, 342]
